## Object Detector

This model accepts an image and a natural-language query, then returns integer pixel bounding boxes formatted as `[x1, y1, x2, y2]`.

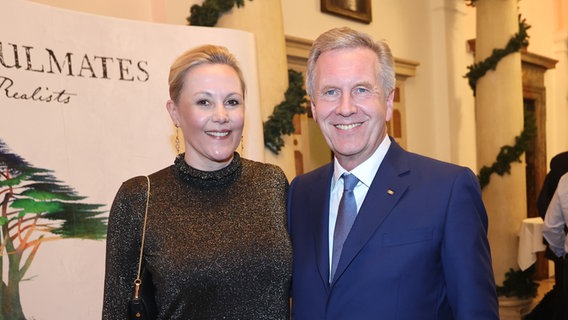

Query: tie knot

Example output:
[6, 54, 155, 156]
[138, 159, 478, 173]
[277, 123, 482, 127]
[342, 173, 359, 192]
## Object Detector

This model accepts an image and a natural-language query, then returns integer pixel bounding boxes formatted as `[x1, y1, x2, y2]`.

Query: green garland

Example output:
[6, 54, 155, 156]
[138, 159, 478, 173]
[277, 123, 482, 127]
[464, 17, 530, 96]
[263, 70, 310, 154]
[463, 14, 536, 189]
[187, 0, 247, 26]
[188, 1, 309, 155]
[478, 113, 536, 189]
[496, 266, 539, 298]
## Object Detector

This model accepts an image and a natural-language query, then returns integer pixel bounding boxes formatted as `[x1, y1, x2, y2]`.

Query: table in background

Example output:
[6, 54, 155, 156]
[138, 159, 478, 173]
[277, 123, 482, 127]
[518, 217, 546, 271]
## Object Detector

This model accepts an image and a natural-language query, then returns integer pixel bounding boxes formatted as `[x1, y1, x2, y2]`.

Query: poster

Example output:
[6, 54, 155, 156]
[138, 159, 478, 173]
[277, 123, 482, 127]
[0, 0, 263, 318]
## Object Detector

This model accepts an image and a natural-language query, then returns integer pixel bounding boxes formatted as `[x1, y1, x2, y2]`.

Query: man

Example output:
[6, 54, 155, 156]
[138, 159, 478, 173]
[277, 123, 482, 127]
[527, 151, 568, 320]
[542, 172, 568, 319]
[287, 27, 499, 319]
[537, 152, 568, 218]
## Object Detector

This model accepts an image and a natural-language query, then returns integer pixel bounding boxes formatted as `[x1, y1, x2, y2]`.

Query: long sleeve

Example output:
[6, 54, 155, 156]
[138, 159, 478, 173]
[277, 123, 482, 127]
[102, 177, 147, 320]
[101, 157, 291, 319]
[443, 168, 499, 319]
[543, 173, 568, 258]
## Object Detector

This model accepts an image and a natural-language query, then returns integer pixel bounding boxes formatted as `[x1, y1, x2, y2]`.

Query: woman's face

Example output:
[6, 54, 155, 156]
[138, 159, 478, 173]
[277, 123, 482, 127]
[167, 63, 244, 171]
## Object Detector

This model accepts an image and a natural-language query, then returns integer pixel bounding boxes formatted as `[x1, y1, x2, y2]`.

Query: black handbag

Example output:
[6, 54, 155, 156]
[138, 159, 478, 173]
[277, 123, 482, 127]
[129, 176, 157, 320]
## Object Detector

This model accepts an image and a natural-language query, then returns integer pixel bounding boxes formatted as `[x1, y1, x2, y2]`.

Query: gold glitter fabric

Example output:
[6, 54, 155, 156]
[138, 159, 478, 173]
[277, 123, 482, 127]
[102, 153, 292, 319]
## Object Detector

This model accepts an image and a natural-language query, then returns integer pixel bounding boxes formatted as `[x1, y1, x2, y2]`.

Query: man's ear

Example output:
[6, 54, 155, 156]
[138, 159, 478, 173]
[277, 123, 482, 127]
[385, 90, 394, 122]
[310, 99, 317, 122]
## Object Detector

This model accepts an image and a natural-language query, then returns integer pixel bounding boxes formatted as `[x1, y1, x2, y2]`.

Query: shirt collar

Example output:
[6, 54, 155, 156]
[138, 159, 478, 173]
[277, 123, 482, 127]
[333, 135, 391, 188]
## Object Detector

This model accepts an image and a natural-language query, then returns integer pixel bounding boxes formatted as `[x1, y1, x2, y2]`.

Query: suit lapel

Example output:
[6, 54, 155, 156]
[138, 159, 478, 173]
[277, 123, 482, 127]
[310, 164, 334, 287]
[332, 140, 410, 284]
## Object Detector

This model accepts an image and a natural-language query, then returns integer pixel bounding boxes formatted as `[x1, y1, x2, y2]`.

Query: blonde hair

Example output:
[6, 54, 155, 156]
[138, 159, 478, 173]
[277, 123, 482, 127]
[306, 27, 395, 99]
[168, 44, 246, 104]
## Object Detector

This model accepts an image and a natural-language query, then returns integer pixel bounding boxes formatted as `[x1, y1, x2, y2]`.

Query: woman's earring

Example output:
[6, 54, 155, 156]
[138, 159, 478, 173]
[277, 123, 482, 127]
[240, 136, 244, 155]
[175, 125, 180, 154]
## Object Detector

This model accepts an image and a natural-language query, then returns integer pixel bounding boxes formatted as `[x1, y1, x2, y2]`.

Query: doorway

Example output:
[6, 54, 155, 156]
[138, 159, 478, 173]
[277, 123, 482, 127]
[522, 51, 557, 280]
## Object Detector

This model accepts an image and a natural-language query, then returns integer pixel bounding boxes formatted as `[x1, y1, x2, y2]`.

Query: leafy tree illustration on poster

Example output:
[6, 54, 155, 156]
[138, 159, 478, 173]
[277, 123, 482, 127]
[0, 139, 107, 319]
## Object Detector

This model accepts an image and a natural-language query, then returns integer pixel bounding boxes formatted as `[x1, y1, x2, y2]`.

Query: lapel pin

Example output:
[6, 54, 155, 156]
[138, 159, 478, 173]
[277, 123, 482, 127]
[387, 189, 395, 195]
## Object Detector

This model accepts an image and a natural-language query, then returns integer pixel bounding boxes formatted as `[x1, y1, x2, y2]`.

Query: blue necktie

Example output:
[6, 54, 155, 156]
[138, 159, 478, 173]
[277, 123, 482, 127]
[331, 173, 359, 282]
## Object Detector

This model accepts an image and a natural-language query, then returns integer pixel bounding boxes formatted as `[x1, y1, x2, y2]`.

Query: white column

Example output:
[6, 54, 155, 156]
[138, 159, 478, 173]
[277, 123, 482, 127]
[217, 1, 296, 180]
[475, 0, 526, 285]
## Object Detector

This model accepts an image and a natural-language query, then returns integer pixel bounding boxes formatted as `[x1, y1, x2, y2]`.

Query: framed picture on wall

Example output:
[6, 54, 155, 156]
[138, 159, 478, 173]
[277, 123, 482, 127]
[321, 0, 372, 24]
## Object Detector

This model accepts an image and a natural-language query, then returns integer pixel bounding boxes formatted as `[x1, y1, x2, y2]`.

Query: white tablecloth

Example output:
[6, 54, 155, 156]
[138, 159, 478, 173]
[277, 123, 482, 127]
[517, 217, 547, 271]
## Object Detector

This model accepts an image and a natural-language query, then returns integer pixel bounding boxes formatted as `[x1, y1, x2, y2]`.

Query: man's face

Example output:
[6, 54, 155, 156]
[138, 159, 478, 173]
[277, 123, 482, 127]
[311, 47, 394, 171]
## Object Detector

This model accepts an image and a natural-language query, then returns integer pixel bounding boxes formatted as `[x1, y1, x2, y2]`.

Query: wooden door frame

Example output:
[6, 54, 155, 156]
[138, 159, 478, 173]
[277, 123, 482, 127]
[521, 50, 558, 280]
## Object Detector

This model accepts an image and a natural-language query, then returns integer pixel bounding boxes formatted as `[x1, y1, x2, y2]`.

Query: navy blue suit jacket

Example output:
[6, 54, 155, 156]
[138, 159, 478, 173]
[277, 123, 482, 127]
[287, 139, 499, 319]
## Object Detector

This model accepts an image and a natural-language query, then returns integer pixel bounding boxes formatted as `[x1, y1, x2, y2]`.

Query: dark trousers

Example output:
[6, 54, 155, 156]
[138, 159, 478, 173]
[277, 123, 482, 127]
[525, 256, 565, 320]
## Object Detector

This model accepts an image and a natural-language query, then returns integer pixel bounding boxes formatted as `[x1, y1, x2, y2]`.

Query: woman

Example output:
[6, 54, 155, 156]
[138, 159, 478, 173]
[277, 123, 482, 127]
[102, 45, 292, 319]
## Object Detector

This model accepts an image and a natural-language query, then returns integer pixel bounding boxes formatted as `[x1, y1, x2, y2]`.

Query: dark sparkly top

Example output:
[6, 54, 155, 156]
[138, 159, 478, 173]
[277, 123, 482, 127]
[102, 153, 292, 319]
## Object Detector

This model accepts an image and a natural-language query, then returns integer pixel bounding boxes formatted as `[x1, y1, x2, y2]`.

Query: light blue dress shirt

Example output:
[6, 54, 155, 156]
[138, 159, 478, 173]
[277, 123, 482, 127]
[328, 135, 391, 274]
[543, 172, 568, 257]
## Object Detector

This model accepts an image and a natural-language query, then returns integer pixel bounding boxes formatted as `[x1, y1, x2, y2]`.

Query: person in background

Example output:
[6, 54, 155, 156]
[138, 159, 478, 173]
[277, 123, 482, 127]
[538, 152, 568, 218]
[542, 172, 568, 318]
[529, 152, 568, 320]
[102, 44, 292, 319]
[287, 27, 499, 319]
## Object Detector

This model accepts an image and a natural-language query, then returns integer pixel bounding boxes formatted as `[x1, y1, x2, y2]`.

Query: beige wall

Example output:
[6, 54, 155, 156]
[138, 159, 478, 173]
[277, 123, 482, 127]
[283, 0, 567, 169]
[29, 0, 154, 20]
[28, 0, 567, 172]
[283, 0, 480, 168]
[518, 0, 568, 163]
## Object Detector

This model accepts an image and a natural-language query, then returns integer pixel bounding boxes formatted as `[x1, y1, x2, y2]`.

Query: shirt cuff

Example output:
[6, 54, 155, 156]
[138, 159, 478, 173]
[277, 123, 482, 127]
[550, 246, 565, 258]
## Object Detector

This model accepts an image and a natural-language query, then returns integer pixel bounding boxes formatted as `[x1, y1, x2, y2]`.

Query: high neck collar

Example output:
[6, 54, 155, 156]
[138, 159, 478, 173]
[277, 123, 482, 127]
[173, 152, 242, 189]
